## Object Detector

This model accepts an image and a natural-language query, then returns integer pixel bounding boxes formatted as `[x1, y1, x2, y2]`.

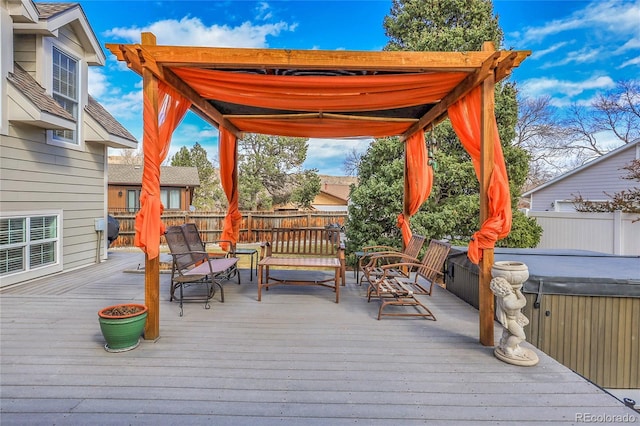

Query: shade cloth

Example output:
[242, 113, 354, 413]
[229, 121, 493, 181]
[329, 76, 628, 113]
[219, 128, 242, 251]
[172, 68, 467, 111]
[135, 81, 191, 259]
[398, 131, 433, 245]
[448, 86, 512, 263]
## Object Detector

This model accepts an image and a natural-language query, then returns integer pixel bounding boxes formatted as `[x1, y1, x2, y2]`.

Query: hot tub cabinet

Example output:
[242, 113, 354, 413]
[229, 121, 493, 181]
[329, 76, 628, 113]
[445, 248, 640, 390]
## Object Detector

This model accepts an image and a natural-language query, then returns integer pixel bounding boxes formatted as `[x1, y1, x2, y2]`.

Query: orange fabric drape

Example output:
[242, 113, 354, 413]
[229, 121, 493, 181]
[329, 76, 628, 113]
[397, 131, 433, 245]
[135, 81, 191, 259]
[448, 86, 512, 264]
[218, 128, 242, 250]
[172, 68, 467, 112]
[227, 117, 414, 139]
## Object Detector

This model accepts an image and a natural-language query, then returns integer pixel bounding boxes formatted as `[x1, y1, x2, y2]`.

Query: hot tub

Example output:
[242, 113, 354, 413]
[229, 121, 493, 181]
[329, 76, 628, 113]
[445, 247, 640, 390]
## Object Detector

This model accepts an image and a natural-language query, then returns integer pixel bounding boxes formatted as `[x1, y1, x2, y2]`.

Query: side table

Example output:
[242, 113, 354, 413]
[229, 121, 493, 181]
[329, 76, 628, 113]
[234, 248, 259, 281]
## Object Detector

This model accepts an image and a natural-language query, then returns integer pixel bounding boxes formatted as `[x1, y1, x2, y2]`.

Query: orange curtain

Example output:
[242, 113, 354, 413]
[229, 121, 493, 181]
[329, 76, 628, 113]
[227, 117, 415, 138]
[397, 131, 433, 245]
[219, 128, 242, 250]
[135, 81, 191, 259]
[172, 68, 467, 112]
[448, 86, 512, 264]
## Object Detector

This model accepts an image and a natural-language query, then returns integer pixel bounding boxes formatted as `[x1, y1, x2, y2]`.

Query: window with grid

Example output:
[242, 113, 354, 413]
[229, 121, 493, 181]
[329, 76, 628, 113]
[0, 215, 59, 276]
[160, 188, 181, 210]
[52, 47, 78, 144]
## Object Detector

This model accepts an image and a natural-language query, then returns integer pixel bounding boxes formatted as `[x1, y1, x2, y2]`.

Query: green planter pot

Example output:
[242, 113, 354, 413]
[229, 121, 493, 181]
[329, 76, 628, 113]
[98, 304, 148, 353]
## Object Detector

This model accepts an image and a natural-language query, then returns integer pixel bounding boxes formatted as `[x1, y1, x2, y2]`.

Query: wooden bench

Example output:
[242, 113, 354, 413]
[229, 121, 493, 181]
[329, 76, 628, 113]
[258, 227, 346, 303]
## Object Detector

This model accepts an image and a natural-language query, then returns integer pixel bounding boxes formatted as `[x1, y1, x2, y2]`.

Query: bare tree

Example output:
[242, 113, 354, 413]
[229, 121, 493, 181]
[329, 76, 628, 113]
[113, 149, 143, 165]
[562, 80, 639, 163]
[516, 80, 639, 188]
[515, 96, 571, 188]
[592, 80, 640, 143]
[342, 147, 363, 176]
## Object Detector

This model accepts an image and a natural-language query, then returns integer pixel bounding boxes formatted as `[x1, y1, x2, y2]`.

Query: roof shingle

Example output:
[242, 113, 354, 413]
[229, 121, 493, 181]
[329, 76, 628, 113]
[85, 95, 137, 142]
[108, 164, 200, 187]
[7, 63, 75, 121]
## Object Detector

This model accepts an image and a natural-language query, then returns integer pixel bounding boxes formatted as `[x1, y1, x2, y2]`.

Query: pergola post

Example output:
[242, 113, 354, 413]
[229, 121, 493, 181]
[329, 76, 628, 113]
[478, 67, 496, 347]
[141, 32, 160, 341]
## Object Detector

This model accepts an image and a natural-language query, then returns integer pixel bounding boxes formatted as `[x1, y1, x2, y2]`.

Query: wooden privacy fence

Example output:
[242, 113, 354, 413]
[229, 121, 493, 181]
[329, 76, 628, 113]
[109, 211, 347, 248]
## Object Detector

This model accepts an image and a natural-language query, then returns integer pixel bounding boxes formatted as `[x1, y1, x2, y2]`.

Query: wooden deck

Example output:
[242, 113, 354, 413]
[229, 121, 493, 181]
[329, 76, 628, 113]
[1, 250, 636, 425]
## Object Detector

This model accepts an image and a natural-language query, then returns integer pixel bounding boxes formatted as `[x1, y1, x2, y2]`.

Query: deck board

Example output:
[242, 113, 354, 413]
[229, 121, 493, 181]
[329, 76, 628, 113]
[1, 250, 636, 424]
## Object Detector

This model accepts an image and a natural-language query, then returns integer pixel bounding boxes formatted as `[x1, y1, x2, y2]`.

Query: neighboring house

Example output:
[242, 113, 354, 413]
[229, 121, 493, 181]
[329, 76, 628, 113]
[523, 140, 640, 212]
[0, 1, 137, 287]
[311, 175, 358, 212]
[108, 164, 200, 212]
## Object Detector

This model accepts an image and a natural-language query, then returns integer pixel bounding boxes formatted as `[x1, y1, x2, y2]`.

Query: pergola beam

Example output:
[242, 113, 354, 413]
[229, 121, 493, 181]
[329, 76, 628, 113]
[117, 45, 510, 72]
[223, 112, 418, 123]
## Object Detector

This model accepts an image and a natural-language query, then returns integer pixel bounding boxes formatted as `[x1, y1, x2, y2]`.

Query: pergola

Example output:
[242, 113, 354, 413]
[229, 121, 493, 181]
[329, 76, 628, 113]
[106, 33, 529, 346]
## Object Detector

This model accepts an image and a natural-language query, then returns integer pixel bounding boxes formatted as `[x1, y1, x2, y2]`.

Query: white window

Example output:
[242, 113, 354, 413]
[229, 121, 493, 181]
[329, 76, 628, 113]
[52, 46, 78, 144]
[160, 188, 181, 210]
[127, 189, 141, 212]
[0, 215, 60, 277]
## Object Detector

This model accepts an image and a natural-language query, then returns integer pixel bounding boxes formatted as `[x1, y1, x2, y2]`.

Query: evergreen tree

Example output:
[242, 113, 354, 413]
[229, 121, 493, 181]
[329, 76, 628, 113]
[347, 0, 541, 252]
[169, 143, 225, 211]
[238, 134, 320, 210]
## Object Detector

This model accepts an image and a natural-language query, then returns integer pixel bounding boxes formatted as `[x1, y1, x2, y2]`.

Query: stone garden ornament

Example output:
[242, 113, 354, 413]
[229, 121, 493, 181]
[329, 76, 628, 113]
[490, 261, 539, 366]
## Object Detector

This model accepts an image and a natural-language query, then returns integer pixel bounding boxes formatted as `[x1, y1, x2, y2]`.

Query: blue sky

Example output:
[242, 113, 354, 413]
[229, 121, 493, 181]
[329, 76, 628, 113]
[74, 0, 640, 175]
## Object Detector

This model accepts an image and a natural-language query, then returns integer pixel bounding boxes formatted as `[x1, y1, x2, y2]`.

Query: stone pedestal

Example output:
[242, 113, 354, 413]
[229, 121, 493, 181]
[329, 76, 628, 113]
[490, 261, 539, 366]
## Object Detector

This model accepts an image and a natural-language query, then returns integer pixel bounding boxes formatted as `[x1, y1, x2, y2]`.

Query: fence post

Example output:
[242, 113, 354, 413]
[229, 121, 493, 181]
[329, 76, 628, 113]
[613, 210, 622, 255]
[247, 212, 252, 243]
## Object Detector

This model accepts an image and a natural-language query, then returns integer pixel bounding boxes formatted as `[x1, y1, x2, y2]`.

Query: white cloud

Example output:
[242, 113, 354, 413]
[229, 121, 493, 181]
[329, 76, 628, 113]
[87, 67, 108, 98]
[531, 41, 570, 60]
[103, 16, 292, 48]
[614, 37, 640, 54]
[303, 138, 372, 175]
[619, 55, 640, 68]
[540, 47, 602, 68]
[520, 75, 616, 102]
[307, 138, 371, 159]
[519, 0, 640, 44]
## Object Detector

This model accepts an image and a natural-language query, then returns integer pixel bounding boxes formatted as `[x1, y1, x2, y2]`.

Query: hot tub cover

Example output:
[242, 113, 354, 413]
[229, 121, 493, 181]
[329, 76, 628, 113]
[448, 247, 640, 298]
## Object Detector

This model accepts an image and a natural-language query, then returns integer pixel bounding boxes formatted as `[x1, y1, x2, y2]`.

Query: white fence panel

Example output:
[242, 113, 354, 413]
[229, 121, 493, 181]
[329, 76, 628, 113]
[528, 211, 640, 255]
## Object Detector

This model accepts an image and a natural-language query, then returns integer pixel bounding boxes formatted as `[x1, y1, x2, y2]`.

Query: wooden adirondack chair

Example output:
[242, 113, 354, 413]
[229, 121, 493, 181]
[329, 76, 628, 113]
[394, 239, 451, 295]
[365, 239, 451, 320]
[358, 233, 426, 285]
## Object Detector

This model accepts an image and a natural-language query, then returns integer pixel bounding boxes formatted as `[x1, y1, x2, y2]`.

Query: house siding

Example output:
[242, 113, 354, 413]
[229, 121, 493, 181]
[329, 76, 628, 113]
[530, 145, 638, 211]
[57, 26, 82, 53]
[13, 34, 36, 74]
[0, 132, 106, 286]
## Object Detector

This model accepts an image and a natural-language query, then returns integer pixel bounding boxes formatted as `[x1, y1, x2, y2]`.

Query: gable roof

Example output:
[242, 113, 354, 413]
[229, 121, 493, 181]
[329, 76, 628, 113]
[33, 2, 76, 18]
[318, 175, 358, 201]
[27, 1, 105, 65]
[85, 95, 137, 143]
[108, 164, 200, 187]
[523, 140, 640, 196]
